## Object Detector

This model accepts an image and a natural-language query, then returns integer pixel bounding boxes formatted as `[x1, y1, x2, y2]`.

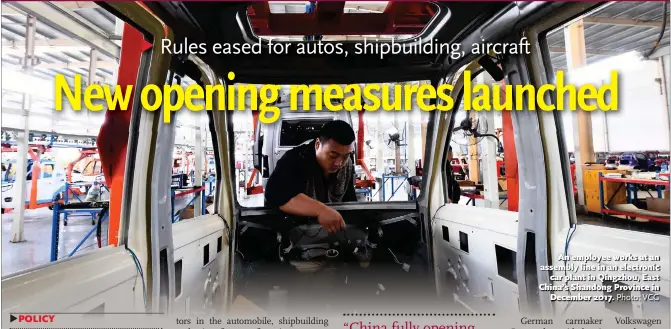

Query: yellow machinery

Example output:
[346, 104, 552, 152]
[583, 165, 627, 214]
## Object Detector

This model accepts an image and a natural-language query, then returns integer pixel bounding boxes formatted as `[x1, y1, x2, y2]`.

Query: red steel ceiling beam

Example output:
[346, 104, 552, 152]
[247, 1, 434, 36]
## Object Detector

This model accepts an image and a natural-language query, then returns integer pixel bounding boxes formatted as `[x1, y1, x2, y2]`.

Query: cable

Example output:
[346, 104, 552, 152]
[296, 226, 323, 240]
[563, 223, 575, 275]
[430, 204, 449, 227]
[305, 226, 323, 238]
[644, 1, 668, 58]
[302, 246, 331, 252]
[388, 248, 402, 265]
[560, 223, 578, 316]
[125, 247, 147, 308]
[128, 249, 145, 299]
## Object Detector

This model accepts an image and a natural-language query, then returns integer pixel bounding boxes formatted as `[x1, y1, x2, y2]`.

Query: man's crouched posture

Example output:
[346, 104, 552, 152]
[264, 120, 357, 233]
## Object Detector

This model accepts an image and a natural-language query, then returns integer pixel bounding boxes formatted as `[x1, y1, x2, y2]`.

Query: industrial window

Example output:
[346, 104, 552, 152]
[540, 2, 670, 236]
[232, 81, 430, 207]
[279, 119, 331, 147]
[170, 90, 217, 224]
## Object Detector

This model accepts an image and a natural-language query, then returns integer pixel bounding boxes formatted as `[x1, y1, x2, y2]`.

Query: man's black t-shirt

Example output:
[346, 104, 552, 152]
[264, 140, 357, 207]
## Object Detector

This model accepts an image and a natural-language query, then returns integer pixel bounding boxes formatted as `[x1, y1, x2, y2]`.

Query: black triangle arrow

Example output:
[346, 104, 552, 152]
[10, 315, 17, 322]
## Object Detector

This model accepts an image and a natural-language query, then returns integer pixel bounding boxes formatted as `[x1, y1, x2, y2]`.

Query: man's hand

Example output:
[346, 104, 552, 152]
[317, 206, 346, 233]
[278, 193, 345, 233]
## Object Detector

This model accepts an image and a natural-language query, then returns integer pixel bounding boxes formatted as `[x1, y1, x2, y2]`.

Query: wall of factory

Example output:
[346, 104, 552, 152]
[562, 56, 670, 153]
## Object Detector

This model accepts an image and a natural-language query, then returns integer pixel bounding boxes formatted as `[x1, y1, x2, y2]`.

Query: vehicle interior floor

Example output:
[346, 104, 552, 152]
[232, 252, 444, 314]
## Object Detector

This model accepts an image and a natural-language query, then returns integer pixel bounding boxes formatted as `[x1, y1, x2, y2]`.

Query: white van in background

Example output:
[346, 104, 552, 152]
[1, 160, 63, 212]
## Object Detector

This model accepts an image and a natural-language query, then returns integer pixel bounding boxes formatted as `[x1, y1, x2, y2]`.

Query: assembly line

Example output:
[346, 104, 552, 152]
[1, 0, 669, 274]
[0, 0, 668, 321]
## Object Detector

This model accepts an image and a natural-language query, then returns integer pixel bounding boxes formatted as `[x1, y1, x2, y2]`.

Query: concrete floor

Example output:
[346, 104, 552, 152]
[2, 208, 106, 277]
[1, 190, 207, 277]
[1, 191, 200, 277]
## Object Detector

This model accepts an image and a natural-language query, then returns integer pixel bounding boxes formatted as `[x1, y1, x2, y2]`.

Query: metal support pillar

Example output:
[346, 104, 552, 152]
[393, 113, 401, 173]
[501, 102, 519, 212]
[11, 15, 37, 243]
[407, 110, 417, 177]
[467, 75, 482, 185]
[7, 2, 121, 59]
[468, 113, 480, 184]
[420, 110, 428, 166]
[602, 109, 610, 152]
[86, 48, 98, 130]
[110, 18, 124, 84]
[478, 75, 498, 208]
[194, 120, 204, 216]
[376, 113, 384, 201]
[481, 113, 499, 208]
[564, 19, 592, 211]
[87, 48, 98, 85]
[656, 57, 670, 138]
[50, 203, 60, 261]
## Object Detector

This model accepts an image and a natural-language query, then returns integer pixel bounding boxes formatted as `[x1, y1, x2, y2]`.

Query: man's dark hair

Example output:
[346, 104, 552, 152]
[318, 120, 355, 145]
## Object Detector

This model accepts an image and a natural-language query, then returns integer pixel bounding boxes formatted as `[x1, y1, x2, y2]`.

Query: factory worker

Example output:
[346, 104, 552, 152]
[265, 120, 357, 233]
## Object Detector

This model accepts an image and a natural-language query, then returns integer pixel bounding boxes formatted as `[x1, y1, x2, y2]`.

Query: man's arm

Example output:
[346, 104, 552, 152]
[278, 193, 330, 217]
[279, 194, 345, 233]
[264, 152, 345, 232]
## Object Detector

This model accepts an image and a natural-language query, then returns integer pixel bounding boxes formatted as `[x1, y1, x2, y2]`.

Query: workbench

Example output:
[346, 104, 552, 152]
[50, 201, 108, 262]
[171, 176, 216, 222]
[53, 181, 108, 225]
[598, 173, 669, 223]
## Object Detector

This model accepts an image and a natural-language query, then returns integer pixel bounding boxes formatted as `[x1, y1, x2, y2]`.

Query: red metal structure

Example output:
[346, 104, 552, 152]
[498, 80, 519, 212]
[26, 148, 41, 209]
[246, 110, 263, 195]
[247, 2, 436, 36]
[97, 24, 152, 247]
[355, 110, 375, 189]
[501, 110, 518, 212]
